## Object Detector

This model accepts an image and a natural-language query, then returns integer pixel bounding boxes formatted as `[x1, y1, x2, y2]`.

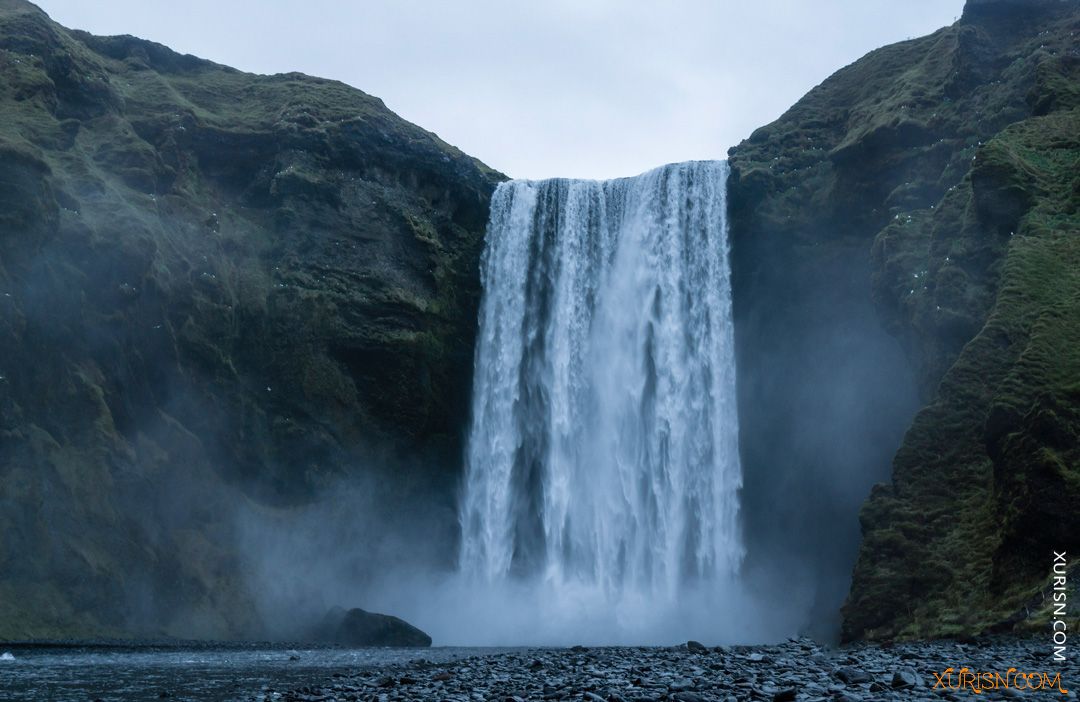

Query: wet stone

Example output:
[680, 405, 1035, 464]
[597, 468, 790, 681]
[267, 637, 1077, 702]
[835, 666, 871, 684]
[891, 667, 920, 688]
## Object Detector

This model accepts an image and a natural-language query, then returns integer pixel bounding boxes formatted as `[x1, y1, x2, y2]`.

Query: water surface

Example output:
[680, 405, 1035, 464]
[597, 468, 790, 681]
[0, 643, 510, 701]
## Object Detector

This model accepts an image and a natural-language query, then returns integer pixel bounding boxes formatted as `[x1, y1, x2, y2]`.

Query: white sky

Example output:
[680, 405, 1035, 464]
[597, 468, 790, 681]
[36, 1, 965, 180]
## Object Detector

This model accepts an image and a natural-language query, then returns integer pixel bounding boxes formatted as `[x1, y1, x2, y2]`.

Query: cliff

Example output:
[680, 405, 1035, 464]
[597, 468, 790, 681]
[2, 0, 1077, 644]
[728, 0, 1079, 640]
[0, 0, 500, 639]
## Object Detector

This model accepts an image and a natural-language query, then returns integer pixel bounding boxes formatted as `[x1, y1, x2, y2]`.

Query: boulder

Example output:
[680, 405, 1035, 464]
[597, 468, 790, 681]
[891, 667, 921, 689]
[835, 666, 872, 684]
[313, 606, 432, 647]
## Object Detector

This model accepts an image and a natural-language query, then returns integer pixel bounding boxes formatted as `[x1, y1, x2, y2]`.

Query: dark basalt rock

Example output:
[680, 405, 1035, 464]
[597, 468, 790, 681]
[890, 666, 920, 688]
[314, 606, 432, 648]
[270, 637, 1080, 702]
[835, 666, 871, 685]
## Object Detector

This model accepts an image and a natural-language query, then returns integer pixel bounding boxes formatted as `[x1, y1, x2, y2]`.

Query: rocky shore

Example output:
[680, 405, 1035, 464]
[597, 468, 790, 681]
[262, 637, 1078, 702]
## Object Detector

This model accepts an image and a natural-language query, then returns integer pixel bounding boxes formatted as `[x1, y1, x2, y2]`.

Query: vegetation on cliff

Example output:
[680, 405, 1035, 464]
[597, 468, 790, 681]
[729, 0, 1079, 640]
[1, 0, 1076, 645]
[0, 0, 500, 639]
[850, 104, 1080, 641]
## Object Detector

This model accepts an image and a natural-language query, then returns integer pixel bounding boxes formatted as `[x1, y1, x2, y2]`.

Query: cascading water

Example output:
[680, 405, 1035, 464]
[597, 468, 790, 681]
[458, 160, 743, 640]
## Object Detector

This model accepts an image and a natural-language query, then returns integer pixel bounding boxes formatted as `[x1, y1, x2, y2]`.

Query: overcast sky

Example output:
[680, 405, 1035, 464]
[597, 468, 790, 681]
[36, 1, 964, 180]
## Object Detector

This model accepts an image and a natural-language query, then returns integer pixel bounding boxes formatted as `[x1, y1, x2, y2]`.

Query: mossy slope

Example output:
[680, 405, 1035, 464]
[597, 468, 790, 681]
[0, 0, 500, 639]
[848, 108, 1080, 640]
[728, 0, 1079, 640]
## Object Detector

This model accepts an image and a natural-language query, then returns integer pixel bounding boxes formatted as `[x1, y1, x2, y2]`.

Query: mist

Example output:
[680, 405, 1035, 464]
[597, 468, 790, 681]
[0, 159, 918, 646]
[233, 471, 817, 647]
[728, 189, 922, 641]
[0, 0, 931, 650]
[226, 160, 919, 648]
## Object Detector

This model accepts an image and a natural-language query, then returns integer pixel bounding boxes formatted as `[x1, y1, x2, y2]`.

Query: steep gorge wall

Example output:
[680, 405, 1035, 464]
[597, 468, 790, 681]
[0, 0, 500, 639]
[2, 0, 1077, 644]
[728, 0, 1080, 640]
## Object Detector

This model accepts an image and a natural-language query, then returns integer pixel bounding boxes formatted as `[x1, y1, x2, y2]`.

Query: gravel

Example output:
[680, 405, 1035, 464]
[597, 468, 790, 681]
[258, 637, 1079, 702]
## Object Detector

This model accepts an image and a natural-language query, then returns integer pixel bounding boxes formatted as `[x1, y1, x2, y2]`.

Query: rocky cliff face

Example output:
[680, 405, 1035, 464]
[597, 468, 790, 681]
[0, 0, 500, 639]
[729, 0, 1079, 640]
[2, 0, 1076, 645]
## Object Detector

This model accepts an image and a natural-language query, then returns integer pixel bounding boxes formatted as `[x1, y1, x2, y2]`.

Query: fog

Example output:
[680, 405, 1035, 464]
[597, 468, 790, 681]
[235, 478, 814, 646]
[2, 0, 939, 646]
[230, 163, 921, 646]
[229, 161, 821, 647]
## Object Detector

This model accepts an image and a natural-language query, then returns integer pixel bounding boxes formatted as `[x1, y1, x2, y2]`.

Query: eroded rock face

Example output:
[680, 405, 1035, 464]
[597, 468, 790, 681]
[0, 0, 500, 639]
[728, 0, 1079, 640]
[2, 0, 1075, 646]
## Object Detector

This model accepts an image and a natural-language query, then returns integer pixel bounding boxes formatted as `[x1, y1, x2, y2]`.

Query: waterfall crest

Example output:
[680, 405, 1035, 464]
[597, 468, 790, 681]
[459, 160, 743, 618]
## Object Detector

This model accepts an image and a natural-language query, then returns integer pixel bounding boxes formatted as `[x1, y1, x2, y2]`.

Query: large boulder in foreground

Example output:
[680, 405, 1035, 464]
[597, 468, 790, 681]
[314, 607, 432, 647]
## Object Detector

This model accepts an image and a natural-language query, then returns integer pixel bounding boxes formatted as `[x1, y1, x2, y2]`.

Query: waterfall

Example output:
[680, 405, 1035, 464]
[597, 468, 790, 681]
[459, 160, 742, 623]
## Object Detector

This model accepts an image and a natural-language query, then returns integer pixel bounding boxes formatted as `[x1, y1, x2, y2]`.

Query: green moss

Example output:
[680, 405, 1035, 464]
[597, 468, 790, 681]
[845, 108, 1080, 641]
[729, 0, 1080, 642]
[0, 0, 501, 640]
